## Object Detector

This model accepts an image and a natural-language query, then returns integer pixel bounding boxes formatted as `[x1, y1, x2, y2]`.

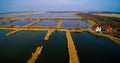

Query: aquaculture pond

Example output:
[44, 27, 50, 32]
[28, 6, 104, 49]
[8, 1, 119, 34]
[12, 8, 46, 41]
[0, 13, 120, 63]
[0, 31, 120, 63]
[22, 13, 79, 18]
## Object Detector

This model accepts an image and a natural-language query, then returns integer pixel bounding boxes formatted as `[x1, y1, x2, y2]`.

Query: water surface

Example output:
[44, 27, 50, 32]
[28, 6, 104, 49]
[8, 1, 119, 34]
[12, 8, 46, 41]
[62, 20, 90, 27]
[34, 20, 58, 27]
[0, 31, 69, 63]
[72, 32, 120, 63]
[0, 13, 120, 63]
[22, 13, 79, 18]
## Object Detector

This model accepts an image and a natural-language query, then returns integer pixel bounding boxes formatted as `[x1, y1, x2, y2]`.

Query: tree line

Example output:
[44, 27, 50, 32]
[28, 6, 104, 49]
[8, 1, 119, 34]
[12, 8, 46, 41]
[76, 13, 120, 38]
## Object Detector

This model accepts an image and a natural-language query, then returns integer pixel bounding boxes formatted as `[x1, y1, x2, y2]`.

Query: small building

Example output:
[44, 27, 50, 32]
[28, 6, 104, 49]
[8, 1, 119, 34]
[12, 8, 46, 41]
[92, 24, 101, 32]
[95, 26, 101, 32]
[92, 24, 98, 29]
[105, 26, 112, 32]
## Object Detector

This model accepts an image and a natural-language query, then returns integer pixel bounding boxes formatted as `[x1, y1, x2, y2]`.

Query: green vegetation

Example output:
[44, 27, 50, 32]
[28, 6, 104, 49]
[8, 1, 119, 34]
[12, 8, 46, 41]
[76, 13, 120, 38]
[85, 29, 120, 45]
[87, 20, 96, 25]
[93, 14, 120, 18]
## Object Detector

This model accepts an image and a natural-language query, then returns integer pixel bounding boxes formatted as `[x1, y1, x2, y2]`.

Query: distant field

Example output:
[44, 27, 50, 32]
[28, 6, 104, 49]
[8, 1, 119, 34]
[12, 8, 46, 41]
[93, 14, 120, 18]
[0, 12, 47, 17]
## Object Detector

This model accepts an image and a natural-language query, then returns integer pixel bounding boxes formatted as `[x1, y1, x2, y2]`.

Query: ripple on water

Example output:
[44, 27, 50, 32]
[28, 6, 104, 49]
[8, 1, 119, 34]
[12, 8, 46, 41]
[72, 32, 120, 63]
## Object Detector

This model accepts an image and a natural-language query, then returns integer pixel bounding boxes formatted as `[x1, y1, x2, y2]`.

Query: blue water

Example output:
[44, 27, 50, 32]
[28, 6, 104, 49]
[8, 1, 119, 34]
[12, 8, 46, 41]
[34, 20, 58, 27]
[0, 13, 120, 63]
[0, 20, 9, 27]
[62, 20, 90, 27]
[72, 32, 120, 63]
[0, 20, 8, 22]
[22, 13, 79, 18]
[12, 20, 35, 26]
[0, 20, 35, 26]
[0, 31, 69, 63]
[35, 32, 69, 63]
[1, 13, 89, 27]
[0, 30, 46, 63]
[0, 30, 120, 63]
[34, 20, 90, 27]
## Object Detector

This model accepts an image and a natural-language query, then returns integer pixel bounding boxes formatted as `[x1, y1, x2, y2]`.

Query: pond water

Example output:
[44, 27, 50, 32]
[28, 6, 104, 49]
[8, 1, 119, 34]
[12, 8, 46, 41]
[11, 20, 35, 26]
[1, 13, 89, 27]
[0, 20, 35, 26]
[34, 20, 90, 27]
[72, 32, 120, 63]
[0, 31, 120, 63]
[0, 20, 9, 27]
[0, 13, 120, 63]
[0, 31, 69, 63]
[0, 20, 8, 22]
[22, 13, 79, 18]
[34, 20, 58, 27]
[62, 20, 90, 27]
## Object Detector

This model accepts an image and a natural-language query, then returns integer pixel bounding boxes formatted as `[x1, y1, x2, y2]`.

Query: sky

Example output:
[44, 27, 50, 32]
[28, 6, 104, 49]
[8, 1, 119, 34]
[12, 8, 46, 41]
[0, 0, 120, 13]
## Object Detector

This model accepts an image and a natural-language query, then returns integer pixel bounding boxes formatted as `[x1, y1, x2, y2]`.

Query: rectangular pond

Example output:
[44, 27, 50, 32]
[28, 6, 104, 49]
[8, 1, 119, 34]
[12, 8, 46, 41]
[0, 31, 69, 63]
[12, 20, 35, 26]
[34, 20, 58, 27]
[71, 32, 120, 63]
[62, 20, 90, 27]
[0, 31, 120, 63]
[22, 13, 79, 18]
[0, 13, 120, 63]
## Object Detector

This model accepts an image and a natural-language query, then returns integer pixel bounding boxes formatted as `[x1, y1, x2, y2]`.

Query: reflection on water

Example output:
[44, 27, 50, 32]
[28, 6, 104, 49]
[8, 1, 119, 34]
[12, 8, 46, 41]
[0, 13, 120, 63]
[0, 20, 9, 27]
[0, 31, 46, 63]
[0, 31, 120, 63]
[22, 13, 79, 18]
[62, 20, 90, 27]
[12, 20, 35, 26]
[36, 32, 69, 63]
[0, 20, 35, 26]
[1, 13, 89, 27]
[72, 32, 120, 63]
[0, 31, 69, 63]
[34, 20, 90, 27]
[34, 20, 58, 27]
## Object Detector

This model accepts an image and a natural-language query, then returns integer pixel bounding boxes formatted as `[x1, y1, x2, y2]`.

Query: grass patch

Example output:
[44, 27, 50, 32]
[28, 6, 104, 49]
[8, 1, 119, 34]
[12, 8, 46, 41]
[87, 20, 96, 25]
[93, 14, 120, 18]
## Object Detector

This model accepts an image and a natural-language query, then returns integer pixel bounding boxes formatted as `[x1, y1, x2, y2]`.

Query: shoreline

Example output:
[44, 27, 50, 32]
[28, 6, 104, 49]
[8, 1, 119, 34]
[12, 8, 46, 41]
[71, 28, 120, 45]
[0, 28, 120, 45]
[86, 30, 120, 45]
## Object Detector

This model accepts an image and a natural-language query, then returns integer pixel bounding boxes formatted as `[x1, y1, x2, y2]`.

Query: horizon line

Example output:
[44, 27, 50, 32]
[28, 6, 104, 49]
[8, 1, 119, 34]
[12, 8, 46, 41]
[0, 11, 120, 14]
